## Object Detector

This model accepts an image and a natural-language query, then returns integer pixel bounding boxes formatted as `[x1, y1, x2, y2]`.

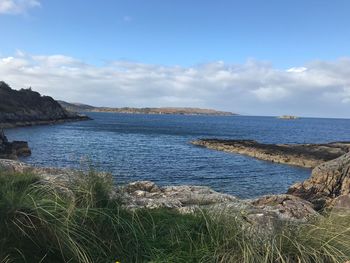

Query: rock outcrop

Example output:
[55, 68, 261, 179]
[0, 81, 91, 128]
[192, 139, 350, 168]
[288, 152, 350, 209]
[121, 181, 318, 222]
[251, 194, 317, 220]
[0, 130, 31, 159]
[122, 181, 241, 210]
[0, 159, 318, 222]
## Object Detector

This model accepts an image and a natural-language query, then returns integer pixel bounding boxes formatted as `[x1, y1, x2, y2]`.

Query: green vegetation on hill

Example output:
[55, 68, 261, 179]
[1, 170, 350, 263]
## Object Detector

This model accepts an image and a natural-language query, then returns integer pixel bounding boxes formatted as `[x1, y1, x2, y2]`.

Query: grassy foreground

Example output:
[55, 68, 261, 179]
[0, 170, 350, 263]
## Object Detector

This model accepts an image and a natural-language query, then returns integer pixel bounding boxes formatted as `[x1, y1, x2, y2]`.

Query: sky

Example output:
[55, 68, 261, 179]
[0, 0, 350, 117]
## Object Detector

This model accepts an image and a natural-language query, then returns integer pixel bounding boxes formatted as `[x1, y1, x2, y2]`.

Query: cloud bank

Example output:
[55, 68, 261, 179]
[1, 51, 350, 118]
[0, 0, 40, 14]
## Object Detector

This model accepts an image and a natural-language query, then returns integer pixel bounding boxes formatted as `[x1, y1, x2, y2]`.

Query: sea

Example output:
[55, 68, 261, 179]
[5, 113, 350, 199]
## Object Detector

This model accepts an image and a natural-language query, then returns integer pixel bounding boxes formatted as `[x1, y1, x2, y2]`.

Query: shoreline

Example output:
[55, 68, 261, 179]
[2, 135, 350, 212]
[0, 115, 91, 129]
[0, 158, 317, 221]
[192, 139, 350, 168]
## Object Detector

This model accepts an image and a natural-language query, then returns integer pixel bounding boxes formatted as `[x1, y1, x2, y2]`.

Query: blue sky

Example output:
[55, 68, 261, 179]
[1, 0, 350, 67]
[1, 0, 350, 117]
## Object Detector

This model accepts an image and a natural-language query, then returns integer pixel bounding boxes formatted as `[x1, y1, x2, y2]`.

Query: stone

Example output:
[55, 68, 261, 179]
[251, 194, 318, 221]
[288, 152, 350, 209]
[0, 130, 31, 159]
[333, 194, 350, 210]
[125, 181, 160, 194]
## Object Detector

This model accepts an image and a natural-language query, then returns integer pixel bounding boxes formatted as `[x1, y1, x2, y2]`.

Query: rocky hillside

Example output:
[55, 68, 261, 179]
[0, 81, 90, 128]
[59, 100, 235, 116]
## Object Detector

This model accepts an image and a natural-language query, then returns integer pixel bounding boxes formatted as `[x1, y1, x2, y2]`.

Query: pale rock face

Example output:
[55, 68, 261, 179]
[288, 152, 350, 209]
[333, 194, 350, 210]
[251, 194, 318, 220]
[122, 180, 318, 224]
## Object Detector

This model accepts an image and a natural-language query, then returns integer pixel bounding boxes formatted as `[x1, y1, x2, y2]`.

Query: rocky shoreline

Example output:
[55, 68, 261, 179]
[1, 136, 350, 227]
[192, 138, 350, 211]
[0, 115, 91, 129]
[2, 133, 350, 225]
[192, 139, 350, 168]
[0, 158, 317, 224]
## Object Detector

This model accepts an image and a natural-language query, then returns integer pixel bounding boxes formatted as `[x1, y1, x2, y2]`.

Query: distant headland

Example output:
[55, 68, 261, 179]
[58, 101, 236, 116]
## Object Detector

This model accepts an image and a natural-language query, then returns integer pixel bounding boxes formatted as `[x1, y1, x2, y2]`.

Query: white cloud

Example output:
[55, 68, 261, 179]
[251, 86, 289, 101]
[286, 67, 307, 73]
[0, 0, 40, 14]
[1, 52, 350, 118]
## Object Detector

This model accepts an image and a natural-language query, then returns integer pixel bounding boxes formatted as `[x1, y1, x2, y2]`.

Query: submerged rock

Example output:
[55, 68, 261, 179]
[192, 139, 350, 168]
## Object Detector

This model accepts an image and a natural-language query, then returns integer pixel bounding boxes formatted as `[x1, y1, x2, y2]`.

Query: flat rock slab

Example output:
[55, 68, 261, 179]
[122, 181, 318, 222]
[192, 139, 350, 168]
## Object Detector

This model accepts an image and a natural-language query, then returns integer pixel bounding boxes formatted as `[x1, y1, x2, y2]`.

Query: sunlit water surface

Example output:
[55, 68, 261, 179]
[6, 113, 350, 198]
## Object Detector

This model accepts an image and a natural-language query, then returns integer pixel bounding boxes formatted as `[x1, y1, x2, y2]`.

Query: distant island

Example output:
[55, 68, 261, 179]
[58, 101, 236, 116]
[0, 81, 90, 128]
[278, 115, 299, 119]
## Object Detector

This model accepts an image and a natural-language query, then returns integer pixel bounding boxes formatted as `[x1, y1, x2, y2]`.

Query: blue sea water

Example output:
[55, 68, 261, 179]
[5, 113, 350, 198]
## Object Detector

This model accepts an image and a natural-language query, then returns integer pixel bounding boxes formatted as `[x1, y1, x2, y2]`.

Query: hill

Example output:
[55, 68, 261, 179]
[0, 81, 90, 128]
[59, 101, 235, 116]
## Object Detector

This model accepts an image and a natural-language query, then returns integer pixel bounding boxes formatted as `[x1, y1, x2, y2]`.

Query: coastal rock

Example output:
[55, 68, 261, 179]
[288, 152, 350, 209]
[0, 130, 31, 159]
[121, 180, 318, 222]
[0, 81, 91, 128]
[251, 194, 317, 220]
[333, 194, 350, 210]
[122, 181, 239, 209]
[192, 139, 350, 168]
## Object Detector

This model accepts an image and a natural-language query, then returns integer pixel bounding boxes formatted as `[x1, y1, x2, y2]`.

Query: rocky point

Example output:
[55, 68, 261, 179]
[0, 130, 31, 159]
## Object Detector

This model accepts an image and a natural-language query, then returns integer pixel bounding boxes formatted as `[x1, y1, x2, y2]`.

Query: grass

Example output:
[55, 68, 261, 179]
[0, 170, 350, 262]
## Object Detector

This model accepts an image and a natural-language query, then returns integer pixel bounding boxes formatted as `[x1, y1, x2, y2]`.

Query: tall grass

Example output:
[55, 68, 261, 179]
[0, 170, 350, 262]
